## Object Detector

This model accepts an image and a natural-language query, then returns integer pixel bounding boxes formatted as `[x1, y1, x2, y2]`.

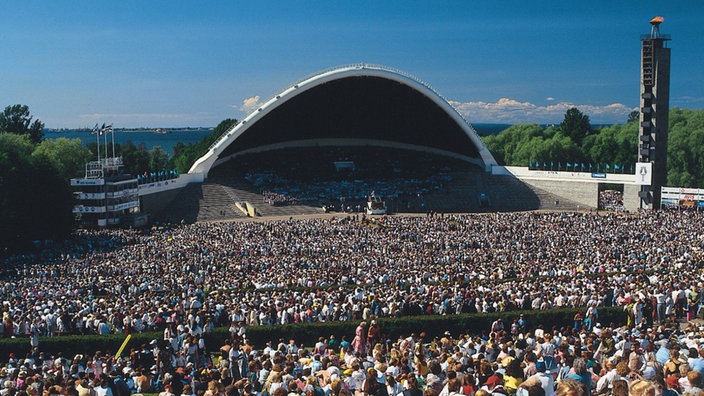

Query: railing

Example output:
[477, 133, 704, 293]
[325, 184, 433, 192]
[640, 34, 671, 40]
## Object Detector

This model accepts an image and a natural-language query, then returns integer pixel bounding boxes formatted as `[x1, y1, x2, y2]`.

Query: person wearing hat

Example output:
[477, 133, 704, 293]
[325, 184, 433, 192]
[663, 375, 681, 396]
[75, 378, 94, 396]
[593, 323, 603, 337]
[481, 375, 507, 396]
[158, 384, 175, 396]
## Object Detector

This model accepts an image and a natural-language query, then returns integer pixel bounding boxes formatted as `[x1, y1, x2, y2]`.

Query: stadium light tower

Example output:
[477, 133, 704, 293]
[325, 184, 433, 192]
[637, 16, 671, 208]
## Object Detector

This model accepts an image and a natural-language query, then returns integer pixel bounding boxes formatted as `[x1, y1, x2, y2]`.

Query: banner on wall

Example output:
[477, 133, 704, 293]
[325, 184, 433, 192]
[635, 162, 652, 185]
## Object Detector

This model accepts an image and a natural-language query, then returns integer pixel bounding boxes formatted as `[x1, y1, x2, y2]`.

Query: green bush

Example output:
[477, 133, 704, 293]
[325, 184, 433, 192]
[0, 307, 626, 364]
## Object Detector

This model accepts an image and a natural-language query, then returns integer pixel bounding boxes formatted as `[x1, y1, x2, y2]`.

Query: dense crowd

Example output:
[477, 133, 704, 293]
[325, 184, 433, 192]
[598, 192, 625, 212]
[1, 209, 704, 395]
[251, 172, 446, 210]
[2, 304, 704, 396]
[262, 190, 300, 207]
[1, 210, 703, 338]
[229, 146, 462, 209]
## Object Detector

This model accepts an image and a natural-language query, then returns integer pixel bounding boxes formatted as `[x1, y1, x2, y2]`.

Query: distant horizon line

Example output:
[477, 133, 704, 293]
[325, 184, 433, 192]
[42, 122, 624, 132]
[43, 126, 215, 132]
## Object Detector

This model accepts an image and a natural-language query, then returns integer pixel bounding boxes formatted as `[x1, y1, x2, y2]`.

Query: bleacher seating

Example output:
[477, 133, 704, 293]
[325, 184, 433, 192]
[157, 146, 590, 223]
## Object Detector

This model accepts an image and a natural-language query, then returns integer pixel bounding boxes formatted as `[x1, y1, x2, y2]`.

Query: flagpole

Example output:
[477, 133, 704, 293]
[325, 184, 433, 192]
[94, 124, 101, 164]
[110, 125, 115, 159]
[103, 124, 108, 164]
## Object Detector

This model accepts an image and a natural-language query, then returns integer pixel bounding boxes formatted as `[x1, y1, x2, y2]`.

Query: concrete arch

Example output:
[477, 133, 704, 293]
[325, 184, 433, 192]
[189, 64, 498, 177]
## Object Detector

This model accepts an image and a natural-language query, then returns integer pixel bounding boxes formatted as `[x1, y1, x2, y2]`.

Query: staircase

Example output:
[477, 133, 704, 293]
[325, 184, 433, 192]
[155, 181, 247, 224]
[157, 169, 590, 224]
[209, 176, 324, 217]
[195, 183, 247, 221]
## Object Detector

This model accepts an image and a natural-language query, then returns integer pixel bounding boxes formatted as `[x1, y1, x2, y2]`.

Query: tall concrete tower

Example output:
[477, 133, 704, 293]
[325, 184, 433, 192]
[638, 16, 671, 208]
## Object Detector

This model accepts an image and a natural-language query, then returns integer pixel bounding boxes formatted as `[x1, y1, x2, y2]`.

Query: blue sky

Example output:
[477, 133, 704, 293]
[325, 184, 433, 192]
[2, 1, 703, 128]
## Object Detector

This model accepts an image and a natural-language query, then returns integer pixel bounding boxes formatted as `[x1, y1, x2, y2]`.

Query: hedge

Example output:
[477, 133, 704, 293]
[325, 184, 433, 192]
[0, 307, 626, 364]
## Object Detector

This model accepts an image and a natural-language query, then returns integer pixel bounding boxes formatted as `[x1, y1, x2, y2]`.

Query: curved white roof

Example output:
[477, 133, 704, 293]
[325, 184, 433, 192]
[189, 64, 497, 176]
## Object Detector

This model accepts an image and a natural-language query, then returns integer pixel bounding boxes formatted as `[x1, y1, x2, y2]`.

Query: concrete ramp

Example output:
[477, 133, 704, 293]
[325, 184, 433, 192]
[245, 202, 258, 217]
[234, 202, 249, 216]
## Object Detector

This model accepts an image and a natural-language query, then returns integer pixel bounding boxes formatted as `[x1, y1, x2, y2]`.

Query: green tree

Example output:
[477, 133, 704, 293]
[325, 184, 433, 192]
[169, 118, 238, 173]
[149, 146, 170, 171]
[560, 107, 591, 145]
[0, 104, 45, 144]
[32, 137, 92, 180]
[482, 124, 545, 165]
[0, 133, 74, 253]
[541, 132, 583, 165]
[118, 141, 151, 176]
[482, 123, 583, 167]
[667, 108, 704, 187]
[627, 110, 639, 123]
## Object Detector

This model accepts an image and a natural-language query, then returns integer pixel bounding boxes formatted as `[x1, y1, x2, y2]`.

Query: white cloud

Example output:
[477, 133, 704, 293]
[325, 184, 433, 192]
[449, 98, 637, 124]
[239, 95, 262, 113]
[546, 97, 555, 102]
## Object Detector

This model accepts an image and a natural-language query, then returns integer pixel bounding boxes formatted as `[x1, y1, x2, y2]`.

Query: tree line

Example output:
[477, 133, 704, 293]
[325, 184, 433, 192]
[0, 105, 234, 255]
[481, 107, 704, 187]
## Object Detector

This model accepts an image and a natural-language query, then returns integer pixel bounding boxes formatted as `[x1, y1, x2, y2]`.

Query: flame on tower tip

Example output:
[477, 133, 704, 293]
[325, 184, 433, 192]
[650, 16, 664, 25]
[649, 16, 665, 39]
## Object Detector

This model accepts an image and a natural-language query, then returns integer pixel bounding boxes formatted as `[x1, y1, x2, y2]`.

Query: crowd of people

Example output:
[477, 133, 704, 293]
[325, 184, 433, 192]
[1, 210, 703, 337]
[226, 146, 463, 210]
[1, 302, 704, 396]
[250, 172, 446, 210]
[598, 191, 625, 213]
[262, 190, 301, 207]
[1, 209, 704, 395]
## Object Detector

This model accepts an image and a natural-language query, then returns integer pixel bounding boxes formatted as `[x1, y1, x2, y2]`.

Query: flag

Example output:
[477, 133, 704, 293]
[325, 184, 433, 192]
[605, 164, 610, 170]
[529, 161, 533, 169]
[614, 164, 620, 170]
[567, 162, 572, 168]
[589, 163, 593, 170]
[116, 334, 132, 357]
[550, 161, 554, 168]
[543, 162, 547, 168]
[581, 163, 585, 170]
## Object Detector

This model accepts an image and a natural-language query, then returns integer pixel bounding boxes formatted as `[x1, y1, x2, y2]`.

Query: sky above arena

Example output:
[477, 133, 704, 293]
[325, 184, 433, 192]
[2, 1, 703, 128]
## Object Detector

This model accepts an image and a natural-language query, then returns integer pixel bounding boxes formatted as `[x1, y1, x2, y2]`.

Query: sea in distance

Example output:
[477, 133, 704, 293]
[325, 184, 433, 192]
[45, 128, 214, 157]
[45, 124, 512, 157]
